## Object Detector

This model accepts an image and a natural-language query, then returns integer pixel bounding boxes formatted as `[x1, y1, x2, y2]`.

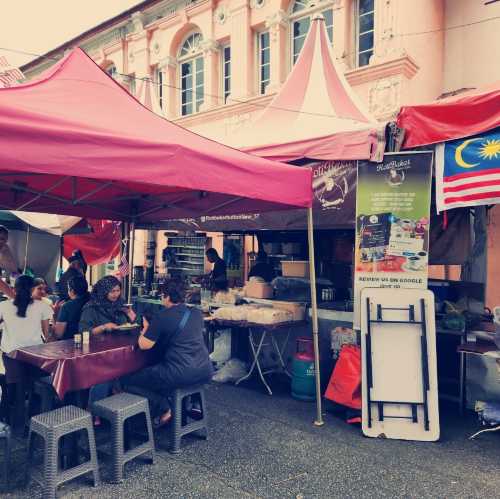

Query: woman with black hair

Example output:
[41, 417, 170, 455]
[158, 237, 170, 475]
[0, 275, 52, 355]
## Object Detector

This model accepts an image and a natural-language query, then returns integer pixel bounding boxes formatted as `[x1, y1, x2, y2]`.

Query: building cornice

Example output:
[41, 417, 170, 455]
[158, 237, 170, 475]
[345, 55, 420, 86]
[173, 93, 275, 127]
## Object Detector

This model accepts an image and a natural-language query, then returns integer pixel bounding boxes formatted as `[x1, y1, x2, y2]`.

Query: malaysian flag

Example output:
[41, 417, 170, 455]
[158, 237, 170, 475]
[0, 55, 25, 88]
[117, 253, 130, 277]
[436, 128, 500, 212]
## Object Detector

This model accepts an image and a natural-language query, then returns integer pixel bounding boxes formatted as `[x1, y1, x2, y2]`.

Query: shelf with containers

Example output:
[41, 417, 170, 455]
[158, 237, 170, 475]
[164, 235, 207, 278]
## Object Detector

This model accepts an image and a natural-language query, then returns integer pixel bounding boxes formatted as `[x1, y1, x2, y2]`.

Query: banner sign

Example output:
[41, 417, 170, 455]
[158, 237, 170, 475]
[436, 127, 500, 212]
[354, 152, 433, 328]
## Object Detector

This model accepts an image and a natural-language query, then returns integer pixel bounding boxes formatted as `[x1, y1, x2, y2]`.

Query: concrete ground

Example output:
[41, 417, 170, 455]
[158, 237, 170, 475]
[3, 377, 500, 499]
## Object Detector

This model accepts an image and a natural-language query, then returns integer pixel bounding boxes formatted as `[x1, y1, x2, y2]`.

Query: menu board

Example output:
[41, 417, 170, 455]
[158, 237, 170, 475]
[353, 152, 433, 328]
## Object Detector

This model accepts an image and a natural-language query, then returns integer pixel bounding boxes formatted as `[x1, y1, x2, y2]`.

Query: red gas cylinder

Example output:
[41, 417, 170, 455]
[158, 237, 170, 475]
[291, 336, 316, 401]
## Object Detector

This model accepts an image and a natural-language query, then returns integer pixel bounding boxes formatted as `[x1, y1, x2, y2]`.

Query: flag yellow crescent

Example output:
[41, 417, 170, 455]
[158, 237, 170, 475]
[455, 138, 481, 168]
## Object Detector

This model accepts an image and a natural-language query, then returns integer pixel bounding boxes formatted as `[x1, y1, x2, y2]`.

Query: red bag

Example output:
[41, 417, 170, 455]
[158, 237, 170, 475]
[324, 344, 362, 409]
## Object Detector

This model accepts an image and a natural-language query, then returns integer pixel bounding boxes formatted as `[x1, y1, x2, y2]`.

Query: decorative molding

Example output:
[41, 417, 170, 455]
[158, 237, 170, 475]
[345, 55, 419, 87]
[223, 113, 252, 137]
[131, 12, 145, 32]
[200, 39, 220, 55]
[174, 93, 275, 128]
[250, 0, 266, 9]
[153, 41, 161, 55]
[214, 5, 229, 25]
[158, 56, 177, 69]
[368, 76, 401, 119]
[265, 10, 289, 30]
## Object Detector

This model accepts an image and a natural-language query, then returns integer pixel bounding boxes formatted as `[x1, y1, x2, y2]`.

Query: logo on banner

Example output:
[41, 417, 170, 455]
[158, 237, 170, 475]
[313, 161, 354, 211]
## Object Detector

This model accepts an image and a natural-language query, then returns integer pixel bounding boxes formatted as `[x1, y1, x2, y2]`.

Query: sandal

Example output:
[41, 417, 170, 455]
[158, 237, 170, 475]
[153, 411, 172, 429]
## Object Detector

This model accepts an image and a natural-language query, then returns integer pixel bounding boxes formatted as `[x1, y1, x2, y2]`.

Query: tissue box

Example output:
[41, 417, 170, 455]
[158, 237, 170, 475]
[244, 281, 273, 299]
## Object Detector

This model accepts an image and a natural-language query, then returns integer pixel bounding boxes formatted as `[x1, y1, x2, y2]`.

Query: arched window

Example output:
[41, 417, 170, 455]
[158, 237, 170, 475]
[178, 33, 204, 116]
[290, 0, 334, 64]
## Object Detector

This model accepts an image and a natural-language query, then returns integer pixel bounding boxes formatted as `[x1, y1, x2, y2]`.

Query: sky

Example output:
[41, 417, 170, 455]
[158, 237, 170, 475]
[0, 1, 142, 68]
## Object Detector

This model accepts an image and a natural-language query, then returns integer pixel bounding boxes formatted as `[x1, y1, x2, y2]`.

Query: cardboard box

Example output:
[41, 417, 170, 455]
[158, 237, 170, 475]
[281, 261, 310, 278]
[244, 281, 273, 299]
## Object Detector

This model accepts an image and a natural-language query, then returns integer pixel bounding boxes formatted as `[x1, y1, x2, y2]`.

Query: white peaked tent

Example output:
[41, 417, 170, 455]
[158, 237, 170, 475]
[196, 15, 384, 162]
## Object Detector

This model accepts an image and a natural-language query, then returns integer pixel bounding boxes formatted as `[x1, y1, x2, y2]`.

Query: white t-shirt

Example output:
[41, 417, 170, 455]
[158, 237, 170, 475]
[0, 299, 52, 353]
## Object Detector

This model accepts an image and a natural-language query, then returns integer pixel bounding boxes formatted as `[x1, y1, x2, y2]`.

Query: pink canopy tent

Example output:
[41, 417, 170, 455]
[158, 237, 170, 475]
[200, 15, 383, 162]
[397, 81, 500, 148]
[0, 48, 311, 222]
[0, 48, 324, 425]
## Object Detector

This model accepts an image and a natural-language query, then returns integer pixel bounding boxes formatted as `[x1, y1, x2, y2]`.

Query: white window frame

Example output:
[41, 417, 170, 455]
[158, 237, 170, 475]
[289, 1, 334, 65]
[178, 32, 205, 116]
[155, 67, 164, 109]
[355, 0, 375, 68]
[221, 44, 231, 104]
[258, 31, 271, 95]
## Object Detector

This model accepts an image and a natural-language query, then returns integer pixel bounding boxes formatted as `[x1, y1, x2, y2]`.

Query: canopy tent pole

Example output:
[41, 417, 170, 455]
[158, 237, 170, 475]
[307, 207, 324, 427]
[127, 222, 135, 303]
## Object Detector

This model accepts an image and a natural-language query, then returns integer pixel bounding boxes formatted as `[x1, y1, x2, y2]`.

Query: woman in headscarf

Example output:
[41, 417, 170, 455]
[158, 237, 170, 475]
[79, 275, 135, 335]
[78, 276, 136, 418]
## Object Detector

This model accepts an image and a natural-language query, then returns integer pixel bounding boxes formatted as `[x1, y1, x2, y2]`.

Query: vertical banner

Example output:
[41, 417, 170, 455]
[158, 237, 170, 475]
[354, 152, 433, 328]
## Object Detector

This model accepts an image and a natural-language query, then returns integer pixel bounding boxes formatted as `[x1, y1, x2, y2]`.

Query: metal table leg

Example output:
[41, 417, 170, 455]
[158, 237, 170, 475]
[236, 328, 272, 395]
[269, 328, 292, 378]
[459, 351, 466, 415]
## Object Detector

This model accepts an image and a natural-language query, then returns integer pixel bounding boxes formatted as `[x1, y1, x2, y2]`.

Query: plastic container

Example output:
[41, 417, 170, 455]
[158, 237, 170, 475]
[291, 337, 316, 401]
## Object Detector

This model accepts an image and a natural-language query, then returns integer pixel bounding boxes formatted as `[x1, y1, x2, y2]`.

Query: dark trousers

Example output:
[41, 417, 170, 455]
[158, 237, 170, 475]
[121, 364, 175, 416]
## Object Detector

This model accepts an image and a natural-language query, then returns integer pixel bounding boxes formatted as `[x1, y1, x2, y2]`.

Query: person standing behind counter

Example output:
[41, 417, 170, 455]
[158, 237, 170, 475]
[248, 250, 274, 283]
[205, 248, 228, 291]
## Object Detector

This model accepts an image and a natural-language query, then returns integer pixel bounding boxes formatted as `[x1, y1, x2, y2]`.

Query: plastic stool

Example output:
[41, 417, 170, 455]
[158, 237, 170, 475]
[170, 384, 208, 454]
[0, 422, 12, 491]
[91, 392, 155, 483]
[28, 405, 100, 499]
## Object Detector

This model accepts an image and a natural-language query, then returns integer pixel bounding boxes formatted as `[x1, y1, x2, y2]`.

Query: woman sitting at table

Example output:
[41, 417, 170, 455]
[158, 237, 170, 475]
[54, 275, 90, 340]
[0, 275, 52, 380]
[78, 275, 136, 413]
[121, 277, 213, 428]
[78, 275, 135, 335]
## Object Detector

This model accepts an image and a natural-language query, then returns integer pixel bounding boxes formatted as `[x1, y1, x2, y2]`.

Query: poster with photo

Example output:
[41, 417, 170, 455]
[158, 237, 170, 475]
[354, 151, 433, 328]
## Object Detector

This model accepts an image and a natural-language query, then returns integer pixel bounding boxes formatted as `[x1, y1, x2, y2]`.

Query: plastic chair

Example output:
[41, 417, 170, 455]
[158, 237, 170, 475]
[91, 392, 155, 483]
[28, 405, 100, 499]
[169, 384, 208, 454]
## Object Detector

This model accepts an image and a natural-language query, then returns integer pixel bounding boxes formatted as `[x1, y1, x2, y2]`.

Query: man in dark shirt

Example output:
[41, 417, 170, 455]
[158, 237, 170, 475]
[56, 255, 84, 301]
[205, 248, 228, 291]
[54, 275, 90, 339]
[121, 277, 213, 427]
[248, 250, 274, 283]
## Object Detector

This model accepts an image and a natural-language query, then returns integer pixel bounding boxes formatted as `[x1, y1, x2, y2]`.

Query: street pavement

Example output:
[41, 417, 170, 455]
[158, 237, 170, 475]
[3, 377, 500, 498]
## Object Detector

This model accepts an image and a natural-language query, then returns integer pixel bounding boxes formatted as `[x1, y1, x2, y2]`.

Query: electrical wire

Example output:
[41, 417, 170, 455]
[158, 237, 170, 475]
[0, 14, 498, 119]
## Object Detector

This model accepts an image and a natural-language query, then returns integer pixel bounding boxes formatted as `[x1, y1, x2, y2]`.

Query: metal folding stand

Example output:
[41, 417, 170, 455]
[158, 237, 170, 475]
[236, 325, 292, 395]
[365, 297, 430, 431]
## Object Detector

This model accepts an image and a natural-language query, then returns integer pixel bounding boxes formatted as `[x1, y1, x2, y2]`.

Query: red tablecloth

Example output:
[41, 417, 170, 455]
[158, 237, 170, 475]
[9, 333, 156, 399]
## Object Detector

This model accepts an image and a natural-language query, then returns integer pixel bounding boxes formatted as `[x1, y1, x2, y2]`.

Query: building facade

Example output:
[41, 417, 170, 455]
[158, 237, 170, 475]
[22, 0, 500, 302]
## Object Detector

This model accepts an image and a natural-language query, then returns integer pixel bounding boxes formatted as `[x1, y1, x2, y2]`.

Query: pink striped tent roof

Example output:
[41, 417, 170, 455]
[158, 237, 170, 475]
[229, 16, 383, 162]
